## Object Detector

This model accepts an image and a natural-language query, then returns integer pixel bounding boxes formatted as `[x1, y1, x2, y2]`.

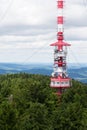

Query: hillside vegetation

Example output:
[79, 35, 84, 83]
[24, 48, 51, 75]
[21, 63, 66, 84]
[0, 73, 87, 130]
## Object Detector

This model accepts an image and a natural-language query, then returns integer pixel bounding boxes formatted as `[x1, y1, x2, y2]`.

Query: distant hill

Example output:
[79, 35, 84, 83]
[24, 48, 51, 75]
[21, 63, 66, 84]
[0, 63, 87, 83]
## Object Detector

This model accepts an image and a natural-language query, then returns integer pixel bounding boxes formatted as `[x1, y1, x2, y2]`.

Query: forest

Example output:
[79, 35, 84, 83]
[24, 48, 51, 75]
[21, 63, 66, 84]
[0, 73, 87, 130]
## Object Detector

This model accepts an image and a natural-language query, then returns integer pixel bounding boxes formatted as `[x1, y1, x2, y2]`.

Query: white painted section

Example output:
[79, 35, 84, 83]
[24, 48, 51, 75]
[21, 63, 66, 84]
[58, 8, 63, 16]
[57, 24, 63, 32]
[54, 51, 66, 58]
[50, 81, 70, 87]
[58, 67, 63, 73]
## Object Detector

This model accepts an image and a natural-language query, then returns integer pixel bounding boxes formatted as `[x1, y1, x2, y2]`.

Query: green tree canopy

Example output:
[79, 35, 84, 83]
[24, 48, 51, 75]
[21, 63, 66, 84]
[0, 73, 87, 130]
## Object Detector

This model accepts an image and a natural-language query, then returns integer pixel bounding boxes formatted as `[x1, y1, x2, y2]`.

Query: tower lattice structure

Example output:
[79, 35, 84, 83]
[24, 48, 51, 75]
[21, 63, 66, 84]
[50, 0, 71, 96]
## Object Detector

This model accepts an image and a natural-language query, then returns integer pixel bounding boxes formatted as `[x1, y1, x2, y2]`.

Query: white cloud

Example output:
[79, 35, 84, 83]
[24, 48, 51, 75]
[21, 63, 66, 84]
[0, 0, 87, 63]
[65, 27, 87, 41]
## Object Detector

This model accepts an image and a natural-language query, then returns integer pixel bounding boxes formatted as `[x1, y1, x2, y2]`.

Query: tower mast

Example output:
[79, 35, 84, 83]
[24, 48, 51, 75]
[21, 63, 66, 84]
[50, 0, 71, 96]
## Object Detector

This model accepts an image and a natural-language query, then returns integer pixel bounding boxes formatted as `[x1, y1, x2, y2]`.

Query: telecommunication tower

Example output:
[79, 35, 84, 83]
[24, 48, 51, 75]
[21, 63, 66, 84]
[50, 0, 71, 96]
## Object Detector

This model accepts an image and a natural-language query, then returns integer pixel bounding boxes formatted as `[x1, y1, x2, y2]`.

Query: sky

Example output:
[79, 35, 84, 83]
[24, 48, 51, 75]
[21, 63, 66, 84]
[0, 0, 87, 64]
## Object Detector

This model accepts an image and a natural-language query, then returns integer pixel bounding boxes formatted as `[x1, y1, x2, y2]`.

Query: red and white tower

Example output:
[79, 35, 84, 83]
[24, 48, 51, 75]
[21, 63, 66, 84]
[50, 0, 71, 96]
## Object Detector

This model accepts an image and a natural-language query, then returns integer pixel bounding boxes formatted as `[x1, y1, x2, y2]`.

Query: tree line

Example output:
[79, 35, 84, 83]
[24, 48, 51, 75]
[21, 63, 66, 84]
[0, 73, 87, 130]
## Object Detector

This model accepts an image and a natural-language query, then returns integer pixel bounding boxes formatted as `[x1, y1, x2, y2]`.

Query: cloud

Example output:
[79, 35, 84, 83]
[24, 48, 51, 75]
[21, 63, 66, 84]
[65, 27, 87, 41]
[65, 4, 87, 27]
[0, 0, 87, 63]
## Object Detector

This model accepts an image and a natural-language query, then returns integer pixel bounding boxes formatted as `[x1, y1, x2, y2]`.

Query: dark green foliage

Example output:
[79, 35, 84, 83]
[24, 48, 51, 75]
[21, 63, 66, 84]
[0, 73, 87, 130]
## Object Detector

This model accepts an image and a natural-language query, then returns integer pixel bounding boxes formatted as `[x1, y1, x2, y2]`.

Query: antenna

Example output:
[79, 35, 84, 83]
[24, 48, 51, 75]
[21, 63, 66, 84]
[50, 0, 71, 96]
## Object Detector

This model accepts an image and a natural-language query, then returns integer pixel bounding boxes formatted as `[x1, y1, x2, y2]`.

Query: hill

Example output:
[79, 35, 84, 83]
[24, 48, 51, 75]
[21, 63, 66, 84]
[0, 63, 87, 83]
[0, 73, 87, 129]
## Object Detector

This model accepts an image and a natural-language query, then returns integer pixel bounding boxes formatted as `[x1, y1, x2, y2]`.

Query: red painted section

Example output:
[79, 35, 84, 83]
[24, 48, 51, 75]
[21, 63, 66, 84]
[50, 41, 71, 51]
[51, 86, 70, 88]
[58, 32, 63, 35]
[50, 41, 71, 46]
[57, 32, 63, 41]
[57, 1, 63, 8]
[51, 77, 71, 82]
[54, 61, 66, 67]
[56, 62, 63, 67]
[57, 16, 63, 24]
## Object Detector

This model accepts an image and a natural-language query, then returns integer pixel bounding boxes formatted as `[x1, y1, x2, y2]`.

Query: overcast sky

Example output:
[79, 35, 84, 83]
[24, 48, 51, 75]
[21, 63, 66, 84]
[0, 0, 87, 64]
